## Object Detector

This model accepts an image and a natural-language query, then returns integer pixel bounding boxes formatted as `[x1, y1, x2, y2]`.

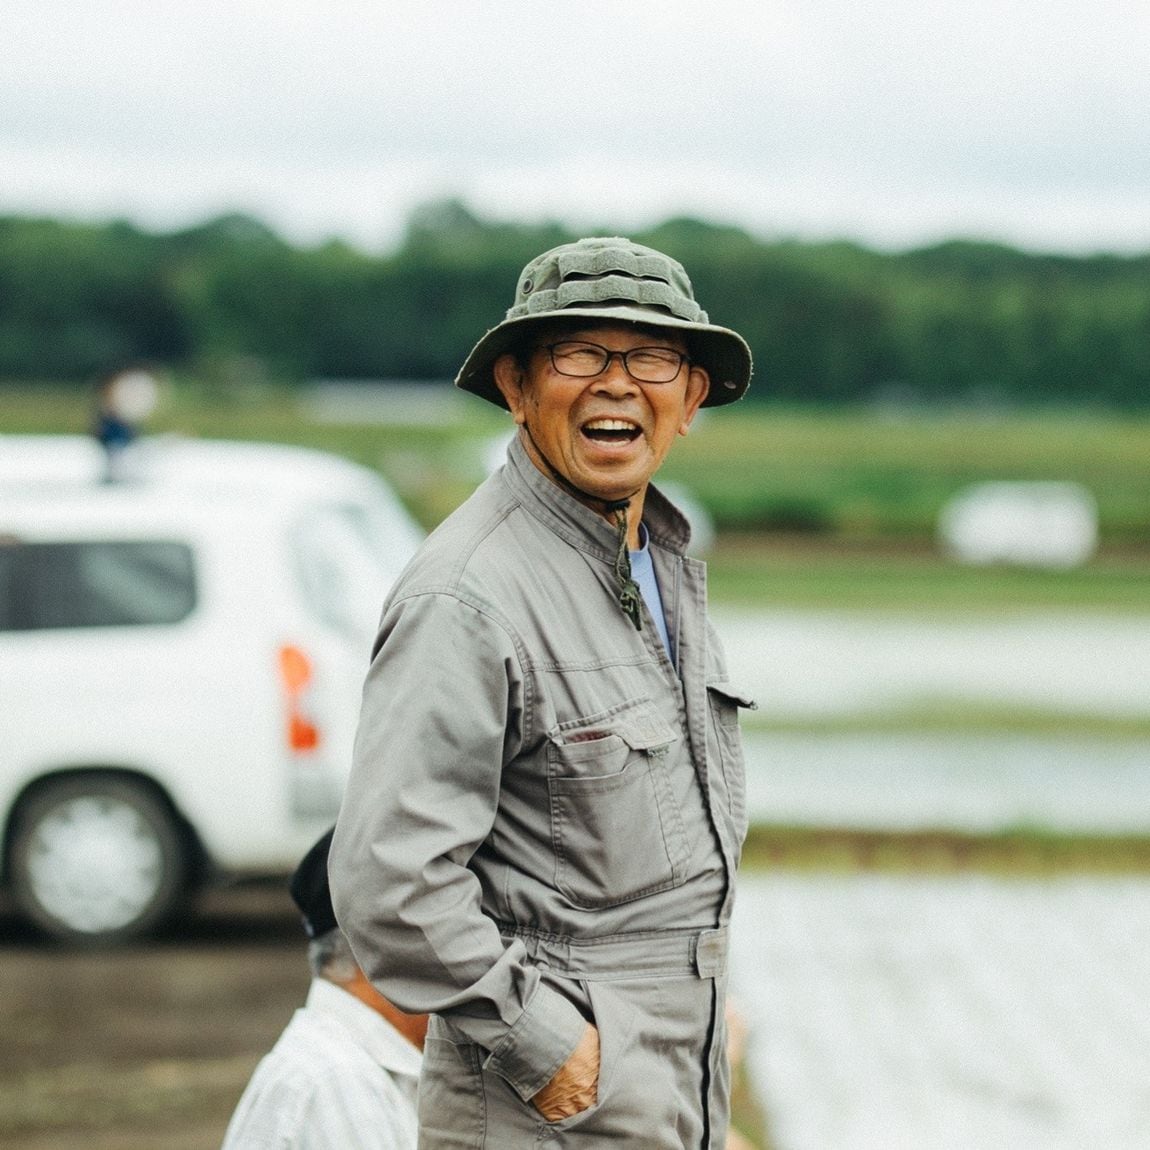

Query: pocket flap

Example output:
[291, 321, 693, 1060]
[614, 708, 678, 751]
[706, 682, 758, 711]
[555, 697, 678, 752]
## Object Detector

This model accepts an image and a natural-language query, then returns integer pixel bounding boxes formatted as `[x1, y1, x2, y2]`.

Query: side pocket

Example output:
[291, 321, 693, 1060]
[706, 683, 756, 846]
[540, 979, 638, 1136]
[417, 1016, 486, 1150]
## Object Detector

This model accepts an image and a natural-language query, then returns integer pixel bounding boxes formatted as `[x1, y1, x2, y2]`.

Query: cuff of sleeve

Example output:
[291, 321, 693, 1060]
[482, 980, 588, 1101]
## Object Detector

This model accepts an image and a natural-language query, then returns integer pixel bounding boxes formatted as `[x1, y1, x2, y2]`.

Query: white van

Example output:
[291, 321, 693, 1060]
[0, 435, 423, 944]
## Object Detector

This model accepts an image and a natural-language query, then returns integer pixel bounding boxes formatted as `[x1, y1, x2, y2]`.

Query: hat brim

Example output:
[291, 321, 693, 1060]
[455, 305, 752, 409]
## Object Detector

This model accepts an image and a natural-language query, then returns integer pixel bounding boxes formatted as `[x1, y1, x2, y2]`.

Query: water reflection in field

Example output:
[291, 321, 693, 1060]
[715, 608, 1150, 719]
[743, 732, 1150, 833]
[714, 607, 1150, 833]
[731, 871, 1150, 1150]
[720, 606, 1150, 1148]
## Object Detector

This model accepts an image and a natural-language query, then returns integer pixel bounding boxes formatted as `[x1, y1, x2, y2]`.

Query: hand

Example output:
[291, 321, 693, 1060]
[531, 1022, 600, 1121]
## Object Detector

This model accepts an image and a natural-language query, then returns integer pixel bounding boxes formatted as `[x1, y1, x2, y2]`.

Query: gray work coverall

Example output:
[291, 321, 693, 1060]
[330, 437, 753, 1148]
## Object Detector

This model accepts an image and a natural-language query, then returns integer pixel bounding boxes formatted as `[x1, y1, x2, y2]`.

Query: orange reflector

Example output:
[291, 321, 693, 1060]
[289, 713, 320, 751]
[279, 644, 312, 693]
[279, 645, 321, 752]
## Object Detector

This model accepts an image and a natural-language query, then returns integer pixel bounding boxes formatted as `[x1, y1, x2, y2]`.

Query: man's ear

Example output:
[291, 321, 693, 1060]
[679, 365, 710, 435]
[493, 355, 528, 424]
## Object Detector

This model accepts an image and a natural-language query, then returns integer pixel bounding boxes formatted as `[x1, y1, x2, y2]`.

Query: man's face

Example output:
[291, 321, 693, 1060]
[493, 322, 710, 505]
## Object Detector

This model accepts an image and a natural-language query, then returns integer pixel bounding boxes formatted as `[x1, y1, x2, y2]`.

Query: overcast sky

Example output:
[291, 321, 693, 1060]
[3, 0, 1148, 254]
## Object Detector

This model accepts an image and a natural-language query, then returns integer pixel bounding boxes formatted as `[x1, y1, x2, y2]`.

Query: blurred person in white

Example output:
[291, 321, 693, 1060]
[221, 829, 426, 1150]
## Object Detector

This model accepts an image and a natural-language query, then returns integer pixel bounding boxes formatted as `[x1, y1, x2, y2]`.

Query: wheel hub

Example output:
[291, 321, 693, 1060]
[25, 796, 165, 933]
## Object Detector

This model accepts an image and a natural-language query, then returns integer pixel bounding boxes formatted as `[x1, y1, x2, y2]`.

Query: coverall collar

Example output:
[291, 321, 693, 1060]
[502, 434, 692, 560]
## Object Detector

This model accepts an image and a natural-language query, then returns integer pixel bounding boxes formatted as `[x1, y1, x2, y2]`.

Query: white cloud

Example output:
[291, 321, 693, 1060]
[2, 0, 1148, 252]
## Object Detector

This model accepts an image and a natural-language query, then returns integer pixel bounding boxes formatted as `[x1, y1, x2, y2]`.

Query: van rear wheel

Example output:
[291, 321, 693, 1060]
[10, 776, 189, 945]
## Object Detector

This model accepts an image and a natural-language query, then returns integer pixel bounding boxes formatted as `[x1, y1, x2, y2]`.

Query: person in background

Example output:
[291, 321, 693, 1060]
[221, 828, 426, 1150]
[91, 365, 159, 482]
[331, 236, 755, 1147]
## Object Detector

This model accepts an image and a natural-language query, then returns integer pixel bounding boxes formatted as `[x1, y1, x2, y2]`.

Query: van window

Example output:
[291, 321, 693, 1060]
[0, 540, 196, 631]
[292, 505, 388, 640]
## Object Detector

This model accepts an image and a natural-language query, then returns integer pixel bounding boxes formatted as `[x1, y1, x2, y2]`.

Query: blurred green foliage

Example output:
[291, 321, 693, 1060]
[2, 201, 1150, 406]
[704, 536, 1150, 611]
[5, 386, 1148, 596]
[666, 406, 1150, 541]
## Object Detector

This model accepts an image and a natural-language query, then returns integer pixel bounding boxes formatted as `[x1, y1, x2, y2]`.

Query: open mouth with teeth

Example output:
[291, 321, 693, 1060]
[581, 418, 642, 445]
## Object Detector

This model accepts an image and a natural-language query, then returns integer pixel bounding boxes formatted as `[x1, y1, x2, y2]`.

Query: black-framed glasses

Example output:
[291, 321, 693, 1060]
[539, 340, 689, 384]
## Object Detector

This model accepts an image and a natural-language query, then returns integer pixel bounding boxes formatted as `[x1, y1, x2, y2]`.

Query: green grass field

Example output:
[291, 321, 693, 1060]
[740, 825, 1150, 875]
[705, 534, 1150, 611]
[4, 384, 1148, 613]
[669, 403, 1150, 540]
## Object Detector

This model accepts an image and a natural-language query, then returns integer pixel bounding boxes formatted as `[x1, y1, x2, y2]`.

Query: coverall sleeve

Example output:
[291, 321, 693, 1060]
[329, 591, 587, 1102]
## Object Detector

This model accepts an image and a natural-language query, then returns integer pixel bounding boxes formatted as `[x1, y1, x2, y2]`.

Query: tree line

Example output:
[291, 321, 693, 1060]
[2, 199, 1148, 406]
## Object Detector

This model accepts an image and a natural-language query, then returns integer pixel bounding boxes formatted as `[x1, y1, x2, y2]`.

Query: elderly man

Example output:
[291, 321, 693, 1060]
[331, 236, 754, 1148]
[223, 829, 426, 1150]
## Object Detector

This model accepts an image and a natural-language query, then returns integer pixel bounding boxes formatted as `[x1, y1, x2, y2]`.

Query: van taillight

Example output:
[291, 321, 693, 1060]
[278, 644, 321, 752]
[288, 715, 320, 751]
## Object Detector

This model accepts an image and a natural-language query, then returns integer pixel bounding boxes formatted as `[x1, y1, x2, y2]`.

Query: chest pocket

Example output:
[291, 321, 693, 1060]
[547, 697, 687, 909]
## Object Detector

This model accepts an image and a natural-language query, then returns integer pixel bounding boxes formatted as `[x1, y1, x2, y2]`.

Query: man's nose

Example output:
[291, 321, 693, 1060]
[592, 352, 639, 390]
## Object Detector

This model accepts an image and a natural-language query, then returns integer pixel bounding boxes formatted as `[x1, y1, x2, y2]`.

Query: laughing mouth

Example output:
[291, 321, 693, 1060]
[581, 418, 642, 445]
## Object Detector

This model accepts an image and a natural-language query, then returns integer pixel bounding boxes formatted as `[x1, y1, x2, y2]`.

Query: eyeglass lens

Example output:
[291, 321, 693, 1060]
[547, 341, 685, 383]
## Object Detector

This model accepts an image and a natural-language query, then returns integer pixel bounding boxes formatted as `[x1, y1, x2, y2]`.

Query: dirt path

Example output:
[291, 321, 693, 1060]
[0, 884, 308, 1149]
[0, 881, 770, 1148]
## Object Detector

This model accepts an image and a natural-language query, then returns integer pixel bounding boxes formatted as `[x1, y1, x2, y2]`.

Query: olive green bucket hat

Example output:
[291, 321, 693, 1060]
[455, 236, 753, 408]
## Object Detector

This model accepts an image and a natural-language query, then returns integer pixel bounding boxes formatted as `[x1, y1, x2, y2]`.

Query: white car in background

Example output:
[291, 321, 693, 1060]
[0, 434, 423, 944]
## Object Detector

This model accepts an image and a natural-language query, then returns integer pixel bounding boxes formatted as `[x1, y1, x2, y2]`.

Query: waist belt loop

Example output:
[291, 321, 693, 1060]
[694, 927, 728, 978]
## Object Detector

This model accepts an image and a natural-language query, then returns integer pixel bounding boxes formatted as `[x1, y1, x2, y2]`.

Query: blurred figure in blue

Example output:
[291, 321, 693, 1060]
[221, 829, 426, 1150]
[92, 366, 159, 482]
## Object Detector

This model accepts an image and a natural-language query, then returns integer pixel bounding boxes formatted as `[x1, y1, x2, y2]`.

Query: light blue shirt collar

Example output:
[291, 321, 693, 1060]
[629, 524, 672, 660]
